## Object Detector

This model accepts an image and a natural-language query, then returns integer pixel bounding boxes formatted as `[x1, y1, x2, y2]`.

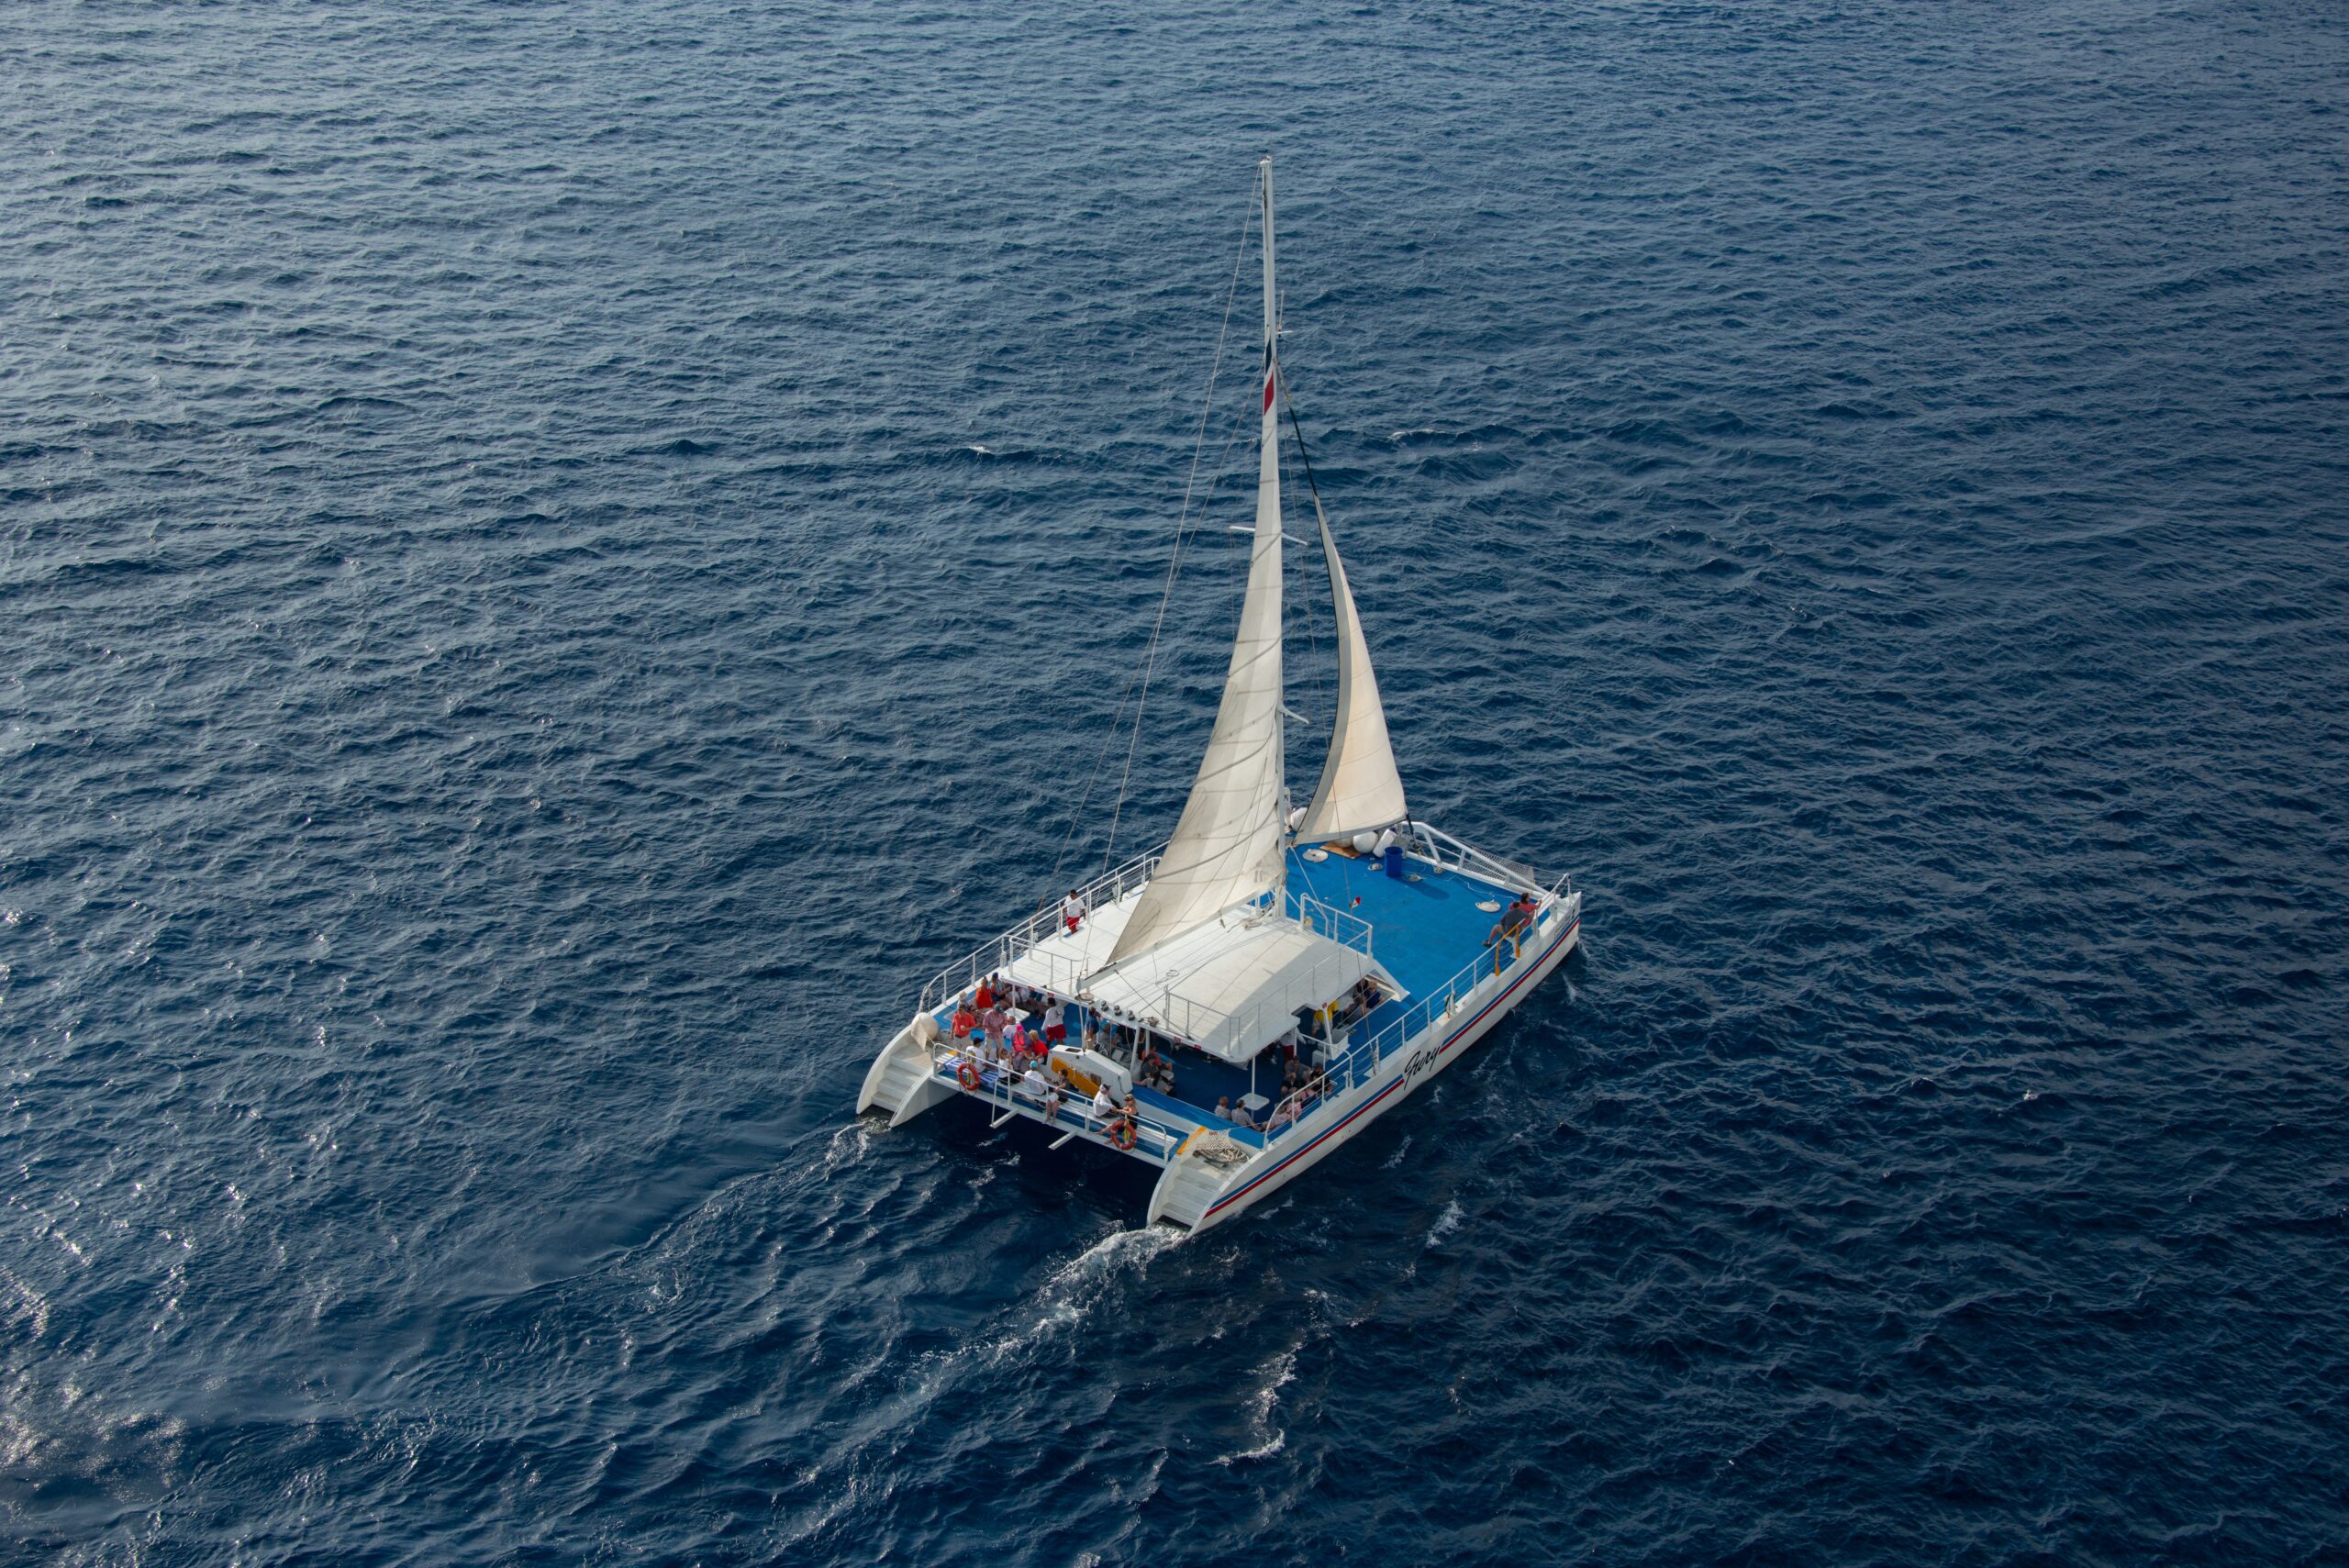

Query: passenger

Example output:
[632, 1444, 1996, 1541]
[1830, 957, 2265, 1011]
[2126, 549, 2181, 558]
[1268, 1096, 1297, 1131]
[952, 1004, 975, 1041]
[1091, 1083, 1118, 1123]
[1486, 896, 1535, 947]
[1214, 1096, 1235, 1123]
[1021, 1062, 1050, 1102]
[1042, 998, 1067, 1048]
[980, 1001, 1008, 1049]
[1041, 1085, 1064, 1124]
[1061, 888, 1085, 934]
[1230, 1101, 1259, 1132]
[974, 975, 996, 1012]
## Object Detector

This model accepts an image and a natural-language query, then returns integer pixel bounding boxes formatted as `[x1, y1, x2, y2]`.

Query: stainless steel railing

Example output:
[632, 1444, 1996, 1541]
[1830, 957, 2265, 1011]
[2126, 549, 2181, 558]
[917, 850, 1161, 1015]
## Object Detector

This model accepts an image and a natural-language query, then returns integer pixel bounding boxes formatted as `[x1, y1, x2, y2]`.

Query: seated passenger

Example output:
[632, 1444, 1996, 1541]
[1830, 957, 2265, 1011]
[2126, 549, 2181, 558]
[1267, 1097, 1297, 1131]
[1486, 897, 1535, 947]
[1091, 1083, 1118, 1122]
[1041, 1086, 1064, 1123]
[1230, 1101, 1259, 1132]
[1021, 1063, 1050, 1101]
[974, 976, 996, 1011]
[1214, 1096, 1236, 1123]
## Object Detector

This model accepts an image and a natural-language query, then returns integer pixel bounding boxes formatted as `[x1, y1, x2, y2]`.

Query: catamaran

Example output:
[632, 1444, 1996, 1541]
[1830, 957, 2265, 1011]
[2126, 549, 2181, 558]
[858, 159, 1583, 1236]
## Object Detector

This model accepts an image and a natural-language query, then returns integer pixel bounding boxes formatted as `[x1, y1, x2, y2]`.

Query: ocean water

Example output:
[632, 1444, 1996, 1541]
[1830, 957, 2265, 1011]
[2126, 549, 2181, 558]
[5, 2, 2346, 1562]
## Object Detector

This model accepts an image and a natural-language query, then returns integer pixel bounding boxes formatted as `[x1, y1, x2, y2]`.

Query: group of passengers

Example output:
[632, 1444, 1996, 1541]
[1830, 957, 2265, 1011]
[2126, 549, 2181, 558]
[1328, 975, 1385, 1033]
[1278, 1053, 1332, 1102]
[1133, 1040, 1178, 1096]
[946, 976, 1148, 1146]
[949, 973, 1068, 1068]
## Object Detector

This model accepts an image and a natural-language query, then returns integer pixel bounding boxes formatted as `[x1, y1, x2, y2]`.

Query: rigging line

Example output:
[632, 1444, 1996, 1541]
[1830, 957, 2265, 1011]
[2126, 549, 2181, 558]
[1098, 194, 1256, 874]
[1101, 372, 1257, 873]
[1279, 382, 1341, 736]
[1281, 416, 1328, 733]
[1048, 662, 1144, 887]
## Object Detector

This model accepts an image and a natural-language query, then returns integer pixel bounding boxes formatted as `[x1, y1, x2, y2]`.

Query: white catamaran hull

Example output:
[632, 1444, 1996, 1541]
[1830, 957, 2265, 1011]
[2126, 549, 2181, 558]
[1159, 897, 1581, 1235]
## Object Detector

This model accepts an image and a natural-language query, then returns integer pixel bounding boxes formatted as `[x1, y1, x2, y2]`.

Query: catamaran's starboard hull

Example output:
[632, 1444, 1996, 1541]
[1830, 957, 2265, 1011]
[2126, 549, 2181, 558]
[1169, 900, 1580, 1235]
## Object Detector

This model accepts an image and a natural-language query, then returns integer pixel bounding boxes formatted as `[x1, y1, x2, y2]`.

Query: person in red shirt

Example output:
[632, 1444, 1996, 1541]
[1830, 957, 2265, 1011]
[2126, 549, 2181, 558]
[951, 1005, 975, 1040]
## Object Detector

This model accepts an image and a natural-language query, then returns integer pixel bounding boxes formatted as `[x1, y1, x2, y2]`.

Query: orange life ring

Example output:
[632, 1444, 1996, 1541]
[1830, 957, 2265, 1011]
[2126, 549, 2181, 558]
[1109, 1117, 1139, 1151]
[956, 1061, 983, 1092]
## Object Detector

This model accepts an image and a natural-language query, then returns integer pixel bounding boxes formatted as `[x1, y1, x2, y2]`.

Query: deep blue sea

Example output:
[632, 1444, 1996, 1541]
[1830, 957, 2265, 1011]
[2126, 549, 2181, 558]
[6, 3, 2346, 1563]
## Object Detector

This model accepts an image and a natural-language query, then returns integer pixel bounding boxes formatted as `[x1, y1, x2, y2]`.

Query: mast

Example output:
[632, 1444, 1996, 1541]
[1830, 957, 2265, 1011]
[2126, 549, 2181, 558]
[1098, 160, 1289, 973]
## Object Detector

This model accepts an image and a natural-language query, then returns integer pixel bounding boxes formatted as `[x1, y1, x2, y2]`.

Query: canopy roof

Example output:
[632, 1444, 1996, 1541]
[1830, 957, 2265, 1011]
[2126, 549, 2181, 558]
[1009, 891, 1389, 1064]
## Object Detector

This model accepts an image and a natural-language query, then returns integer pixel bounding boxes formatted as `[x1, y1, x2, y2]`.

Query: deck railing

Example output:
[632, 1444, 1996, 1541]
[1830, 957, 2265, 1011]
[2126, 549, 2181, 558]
[1407, 822, 1573, 903]
[1284, 886, 1373, 952]
[917, 850, 1161, 1015]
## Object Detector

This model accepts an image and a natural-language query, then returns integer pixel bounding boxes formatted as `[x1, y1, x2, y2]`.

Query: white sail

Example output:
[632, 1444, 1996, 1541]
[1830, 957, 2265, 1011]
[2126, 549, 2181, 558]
[1295, 499, 1408, 841]
[1101, 160, 1288, 972]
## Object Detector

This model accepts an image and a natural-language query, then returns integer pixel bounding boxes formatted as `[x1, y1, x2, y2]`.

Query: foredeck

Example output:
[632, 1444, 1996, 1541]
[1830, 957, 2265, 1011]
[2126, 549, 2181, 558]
[1286, 844, 1518, 1012]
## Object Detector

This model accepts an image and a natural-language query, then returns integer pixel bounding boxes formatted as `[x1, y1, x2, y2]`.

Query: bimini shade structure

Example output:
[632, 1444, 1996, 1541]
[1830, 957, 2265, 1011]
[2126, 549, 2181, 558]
[1085, 907, 1390, 1065]
[1295, 500, 1408, 842]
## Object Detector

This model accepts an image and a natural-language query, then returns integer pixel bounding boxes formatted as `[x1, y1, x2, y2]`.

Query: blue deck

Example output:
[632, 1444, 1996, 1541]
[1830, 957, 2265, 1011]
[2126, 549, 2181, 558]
[1287, 844, 1521, 1014]
[929, 844, 1531, 1147]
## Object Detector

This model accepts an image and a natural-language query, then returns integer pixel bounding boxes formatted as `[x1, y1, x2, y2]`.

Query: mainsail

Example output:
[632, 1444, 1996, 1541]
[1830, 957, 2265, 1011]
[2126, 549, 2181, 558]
[1100, 160, 1289, 972]
[1295, 497, 1408, 840]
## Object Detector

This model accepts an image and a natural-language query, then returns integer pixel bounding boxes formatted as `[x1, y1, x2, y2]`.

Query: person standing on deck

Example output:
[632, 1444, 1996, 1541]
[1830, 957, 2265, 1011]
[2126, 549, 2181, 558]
[1041, 997, 1067, 1048]
[1061, 889, 1085, 934]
